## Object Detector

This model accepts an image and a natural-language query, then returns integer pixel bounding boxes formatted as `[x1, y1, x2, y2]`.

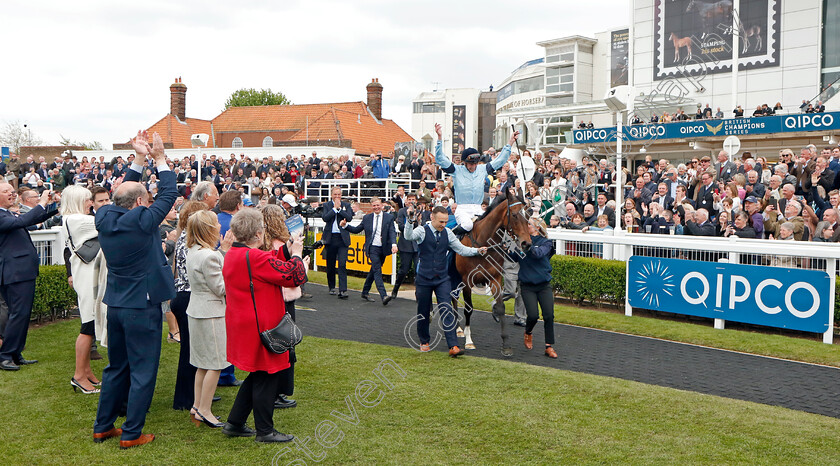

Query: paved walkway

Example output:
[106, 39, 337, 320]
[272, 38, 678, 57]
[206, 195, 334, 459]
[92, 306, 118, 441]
[298, 284, 840, 419]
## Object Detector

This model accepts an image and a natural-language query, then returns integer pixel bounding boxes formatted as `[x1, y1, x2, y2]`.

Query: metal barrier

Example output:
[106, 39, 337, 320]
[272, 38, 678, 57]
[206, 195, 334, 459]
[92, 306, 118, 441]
[547, 228, 840, 343]
[29, 227, 66, 266]
[301, 176, 419, 203]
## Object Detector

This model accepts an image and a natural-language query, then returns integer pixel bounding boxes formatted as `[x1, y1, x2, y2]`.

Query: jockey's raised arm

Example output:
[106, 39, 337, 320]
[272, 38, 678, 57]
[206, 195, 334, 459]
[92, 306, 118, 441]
[431, 122, 520, 234]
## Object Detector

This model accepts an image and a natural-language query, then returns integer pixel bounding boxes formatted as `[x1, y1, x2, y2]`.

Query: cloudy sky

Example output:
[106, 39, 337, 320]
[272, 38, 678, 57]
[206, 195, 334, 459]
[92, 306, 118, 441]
[1, 0, 627, 149]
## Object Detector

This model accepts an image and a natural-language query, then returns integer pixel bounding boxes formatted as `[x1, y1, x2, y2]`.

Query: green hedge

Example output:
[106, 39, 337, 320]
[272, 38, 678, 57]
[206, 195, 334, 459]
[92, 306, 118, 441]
[550, 255, 625, 307]
[32, 265, 77, 321]
[552, 255, 840, 324]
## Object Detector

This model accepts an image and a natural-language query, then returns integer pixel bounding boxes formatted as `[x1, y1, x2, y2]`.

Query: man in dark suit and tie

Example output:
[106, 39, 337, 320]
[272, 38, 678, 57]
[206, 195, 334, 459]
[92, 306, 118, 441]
[694, 171, 718, 219]
[345, 196, 397, 305]
[390, 192, 419, 300]
[650, 182, 674, 211]
[714, 150, 736, 183]
[321, 186, 354, 299]
[0, 184, 57, 371]
[92, 131, 177, 449]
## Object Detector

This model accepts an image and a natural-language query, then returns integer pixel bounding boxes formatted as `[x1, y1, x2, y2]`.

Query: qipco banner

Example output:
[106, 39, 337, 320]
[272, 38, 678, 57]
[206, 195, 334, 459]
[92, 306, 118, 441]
[573, 112, 840, 144]
[627, 257, 831, 334]
[653, 0, 780, 81]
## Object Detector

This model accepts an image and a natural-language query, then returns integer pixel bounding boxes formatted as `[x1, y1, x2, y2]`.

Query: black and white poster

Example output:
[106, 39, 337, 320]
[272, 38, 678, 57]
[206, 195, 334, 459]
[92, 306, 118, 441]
[611, 29, 630, 87]
[451, 105, 466, 155]
[653, 0, 780, 81]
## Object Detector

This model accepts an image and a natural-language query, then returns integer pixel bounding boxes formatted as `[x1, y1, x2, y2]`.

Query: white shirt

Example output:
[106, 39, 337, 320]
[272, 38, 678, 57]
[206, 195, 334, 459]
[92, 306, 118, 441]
[371, 213, 383, 247]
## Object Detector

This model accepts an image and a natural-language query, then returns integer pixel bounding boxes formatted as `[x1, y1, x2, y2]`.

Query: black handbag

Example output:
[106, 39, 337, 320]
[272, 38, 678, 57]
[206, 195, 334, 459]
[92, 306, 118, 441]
[65, 221, 101, 264]
[246, 250, 302, 354]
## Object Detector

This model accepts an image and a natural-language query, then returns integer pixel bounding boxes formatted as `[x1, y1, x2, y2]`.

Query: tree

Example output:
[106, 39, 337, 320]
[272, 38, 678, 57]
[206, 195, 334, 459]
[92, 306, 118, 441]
[0, 120, 43, 153]
[224, 88, 291, 110]
[58, 134, 103, 151]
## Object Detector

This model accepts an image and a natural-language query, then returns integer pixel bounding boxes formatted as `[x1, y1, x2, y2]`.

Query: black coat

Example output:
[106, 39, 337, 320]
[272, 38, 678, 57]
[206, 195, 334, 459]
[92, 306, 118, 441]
[321, 200, 353, 247]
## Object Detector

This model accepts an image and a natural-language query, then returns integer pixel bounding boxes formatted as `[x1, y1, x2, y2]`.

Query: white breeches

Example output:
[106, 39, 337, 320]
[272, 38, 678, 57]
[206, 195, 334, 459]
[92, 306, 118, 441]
[454, 204, 484, 231]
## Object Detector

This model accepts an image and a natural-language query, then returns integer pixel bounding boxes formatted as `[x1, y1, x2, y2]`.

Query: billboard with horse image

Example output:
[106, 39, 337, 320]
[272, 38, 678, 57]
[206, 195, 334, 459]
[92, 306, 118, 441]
[653, 0, 780, 81]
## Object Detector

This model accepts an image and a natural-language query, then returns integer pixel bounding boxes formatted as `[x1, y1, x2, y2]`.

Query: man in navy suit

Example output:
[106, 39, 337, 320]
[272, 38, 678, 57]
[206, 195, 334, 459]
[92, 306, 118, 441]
[345, 196, 397, 305]
[92, 131, 177, 449]
[321, 186, 354, 299]
[0, 184, 57, 371]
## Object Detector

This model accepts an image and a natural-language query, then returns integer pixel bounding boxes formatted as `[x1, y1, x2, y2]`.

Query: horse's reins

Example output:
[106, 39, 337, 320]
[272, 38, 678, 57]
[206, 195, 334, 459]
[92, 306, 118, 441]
[466, 200, 526, 251]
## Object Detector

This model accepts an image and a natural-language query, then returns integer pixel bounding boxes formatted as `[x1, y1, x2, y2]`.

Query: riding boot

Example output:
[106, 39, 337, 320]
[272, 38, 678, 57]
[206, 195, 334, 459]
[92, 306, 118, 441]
[451, 225, 468, 236]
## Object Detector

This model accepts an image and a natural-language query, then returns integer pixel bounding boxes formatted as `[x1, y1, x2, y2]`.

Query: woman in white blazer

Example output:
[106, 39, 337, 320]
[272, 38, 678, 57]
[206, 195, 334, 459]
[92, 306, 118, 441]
[185, 210, 232, 428]
[61, 185, 107, 394]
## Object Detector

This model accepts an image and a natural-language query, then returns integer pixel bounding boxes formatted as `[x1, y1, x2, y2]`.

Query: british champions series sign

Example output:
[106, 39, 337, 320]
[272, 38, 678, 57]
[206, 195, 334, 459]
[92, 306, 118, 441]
[573, 112, 840, 145]
[627, 257, 831, 334]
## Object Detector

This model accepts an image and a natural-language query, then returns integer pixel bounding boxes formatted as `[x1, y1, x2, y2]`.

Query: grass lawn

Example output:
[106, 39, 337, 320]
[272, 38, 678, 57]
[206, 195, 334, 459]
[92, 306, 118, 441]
[2, 319, 840, 465]
[306, 270, 840, 367]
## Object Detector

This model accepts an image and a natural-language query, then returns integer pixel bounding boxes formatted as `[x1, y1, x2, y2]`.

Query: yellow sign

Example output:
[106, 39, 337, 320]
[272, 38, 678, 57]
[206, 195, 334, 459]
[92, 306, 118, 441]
[314, 234, 394, 275]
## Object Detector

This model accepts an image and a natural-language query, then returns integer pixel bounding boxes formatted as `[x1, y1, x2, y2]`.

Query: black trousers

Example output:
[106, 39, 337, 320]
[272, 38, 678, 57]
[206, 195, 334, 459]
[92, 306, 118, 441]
[521, 282, 555, 345]
[362, 246, 387, 298]
[392, 251, 417, 294]
[0, 293, 8, 340]
[228, 371, 283, 436]
[277, 301, 295, 397]
[170, 291, 196, 410]
[324, 242, 348, 292]
[0, 279, 36, 362]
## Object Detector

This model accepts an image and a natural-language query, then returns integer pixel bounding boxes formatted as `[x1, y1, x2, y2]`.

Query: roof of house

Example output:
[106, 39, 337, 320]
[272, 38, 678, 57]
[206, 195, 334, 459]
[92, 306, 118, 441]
[147, 100, 413, 155]
[144, 114, 213, 149]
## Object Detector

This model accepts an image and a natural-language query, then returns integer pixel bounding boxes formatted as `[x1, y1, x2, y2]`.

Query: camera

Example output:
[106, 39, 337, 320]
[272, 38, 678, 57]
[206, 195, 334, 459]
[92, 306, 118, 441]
[302, 240, 324, 257]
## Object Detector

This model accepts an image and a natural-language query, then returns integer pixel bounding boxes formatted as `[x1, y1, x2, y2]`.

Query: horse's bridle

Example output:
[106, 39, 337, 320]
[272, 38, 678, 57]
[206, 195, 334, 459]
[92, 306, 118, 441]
[467, 199, 527, 250]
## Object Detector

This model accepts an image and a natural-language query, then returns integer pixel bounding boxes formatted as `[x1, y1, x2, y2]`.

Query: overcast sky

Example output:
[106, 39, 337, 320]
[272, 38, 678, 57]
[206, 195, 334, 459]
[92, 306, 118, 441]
[0, 0, 627, 149]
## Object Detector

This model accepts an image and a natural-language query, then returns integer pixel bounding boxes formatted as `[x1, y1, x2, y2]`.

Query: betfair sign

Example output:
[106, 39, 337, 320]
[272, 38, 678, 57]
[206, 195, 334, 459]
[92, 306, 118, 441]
[573, 111, 840, 144]
[314, 233, 394, 275]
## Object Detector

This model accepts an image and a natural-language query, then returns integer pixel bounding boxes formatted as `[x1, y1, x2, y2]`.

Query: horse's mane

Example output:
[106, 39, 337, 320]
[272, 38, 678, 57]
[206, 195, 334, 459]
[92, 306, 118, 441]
[474, 192, 524, 225]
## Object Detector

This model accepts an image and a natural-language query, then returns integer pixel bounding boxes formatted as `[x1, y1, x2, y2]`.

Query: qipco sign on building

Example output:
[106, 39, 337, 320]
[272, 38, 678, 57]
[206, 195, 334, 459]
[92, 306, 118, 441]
[627, 257, 832, 334]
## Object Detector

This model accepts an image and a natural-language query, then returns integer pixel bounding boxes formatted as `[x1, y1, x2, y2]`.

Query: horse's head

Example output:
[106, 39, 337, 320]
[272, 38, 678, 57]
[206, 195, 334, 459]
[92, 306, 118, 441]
[504, 197, 533, 253]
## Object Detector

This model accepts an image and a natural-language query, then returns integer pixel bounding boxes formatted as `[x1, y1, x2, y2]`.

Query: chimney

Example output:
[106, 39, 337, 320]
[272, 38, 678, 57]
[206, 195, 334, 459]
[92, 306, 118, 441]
[366, 78, 383, 121]
[169, 77, 187, 121]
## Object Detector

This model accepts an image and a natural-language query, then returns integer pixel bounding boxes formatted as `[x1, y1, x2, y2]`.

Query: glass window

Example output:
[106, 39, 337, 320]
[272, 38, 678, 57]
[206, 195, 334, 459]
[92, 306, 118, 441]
[546, 85, 559, 94]
[546, 67, 560, 77]
[262, 136, 273, 147]
[560, 83, 574, 92]
[546, 77, 559, 85]
[546, 96, 574, 106]
[232, 137, 243, 149]
[560, 74, 574, 83]
[546, 54, 559, 63]
[413, 101, 445, 113]
[560, 52, 575, 62]
[824, 0, 840, 71]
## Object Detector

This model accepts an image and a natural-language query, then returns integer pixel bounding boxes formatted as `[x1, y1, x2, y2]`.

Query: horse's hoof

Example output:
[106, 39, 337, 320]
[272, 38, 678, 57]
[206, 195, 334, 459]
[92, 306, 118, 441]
[465, 343, 476, 350]
[456, 328, 465, 338]
[501, 347, 513, 357]
[492, 314, 500, 323]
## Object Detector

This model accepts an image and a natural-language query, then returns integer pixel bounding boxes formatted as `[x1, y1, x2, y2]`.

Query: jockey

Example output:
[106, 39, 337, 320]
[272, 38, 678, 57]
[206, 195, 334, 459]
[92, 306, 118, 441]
[434, 123, 520, 234]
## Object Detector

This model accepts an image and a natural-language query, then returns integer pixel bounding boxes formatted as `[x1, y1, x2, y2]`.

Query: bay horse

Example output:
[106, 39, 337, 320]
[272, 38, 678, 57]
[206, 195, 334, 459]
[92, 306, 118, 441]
[450, 195, 532, 356]
[685, 0, 733, 38]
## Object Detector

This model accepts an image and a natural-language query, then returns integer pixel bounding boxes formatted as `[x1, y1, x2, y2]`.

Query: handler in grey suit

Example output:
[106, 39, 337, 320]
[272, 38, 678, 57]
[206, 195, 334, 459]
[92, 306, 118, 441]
[185, 209, 232, 427]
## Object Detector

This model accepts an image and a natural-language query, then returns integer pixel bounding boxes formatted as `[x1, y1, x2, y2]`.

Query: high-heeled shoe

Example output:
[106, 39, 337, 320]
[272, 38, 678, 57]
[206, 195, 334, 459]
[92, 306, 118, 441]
[70, 377, 100, 394]
[167, 331, 181, 343]
[189, 407, 201, 427]
[88, 378, 101, 387]
[195, 411, 225, 428]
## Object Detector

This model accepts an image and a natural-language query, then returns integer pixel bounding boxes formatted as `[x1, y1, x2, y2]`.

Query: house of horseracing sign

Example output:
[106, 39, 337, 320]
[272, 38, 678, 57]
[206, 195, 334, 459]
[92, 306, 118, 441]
[573, 111, 840, 144]
[627, 257, 831, 334]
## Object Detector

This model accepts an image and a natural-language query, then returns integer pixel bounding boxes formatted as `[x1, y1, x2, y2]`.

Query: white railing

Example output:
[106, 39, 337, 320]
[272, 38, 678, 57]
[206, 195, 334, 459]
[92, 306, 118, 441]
[29, 227, 66, 266]
[546, 228, 840, 343]
[301, 175, 420, 203]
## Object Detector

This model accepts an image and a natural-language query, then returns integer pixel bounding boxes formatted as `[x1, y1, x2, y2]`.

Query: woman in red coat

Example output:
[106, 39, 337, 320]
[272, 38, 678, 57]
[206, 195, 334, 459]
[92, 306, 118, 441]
[221, 209, 306, 443]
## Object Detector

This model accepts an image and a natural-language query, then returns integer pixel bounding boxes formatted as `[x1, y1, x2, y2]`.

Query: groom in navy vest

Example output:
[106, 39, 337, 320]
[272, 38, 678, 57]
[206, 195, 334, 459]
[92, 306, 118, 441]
[92, 131, 177, 449]
[403, 206, 486, 357]
[344, 196, 397, 305]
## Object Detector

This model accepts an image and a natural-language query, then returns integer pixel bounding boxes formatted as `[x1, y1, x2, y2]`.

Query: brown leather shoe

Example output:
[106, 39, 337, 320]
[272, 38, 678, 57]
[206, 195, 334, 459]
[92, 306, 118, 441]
[93, 427, 122, 443]
[524, 333, 533, 350]
[419, 343, 431, 352]
[545, 346, 558, 359]
[119, 433, 155, 450]
[449, 346, 465, 357]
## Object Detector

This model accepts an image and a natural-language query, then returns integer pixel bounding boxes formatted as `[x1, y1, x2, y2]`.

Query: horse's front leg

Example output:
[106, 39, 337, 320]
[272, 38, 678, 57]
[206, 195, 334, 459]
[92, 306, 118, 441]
[464, 289, 475, 350]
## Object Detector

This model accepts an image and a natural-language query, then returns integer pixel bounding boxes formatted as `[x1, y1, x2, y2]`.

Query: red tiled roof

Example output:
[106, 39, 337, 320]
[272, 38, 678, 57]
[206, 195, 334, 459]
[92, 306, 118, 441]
[145, 100, 414, 154]
[144, 114, 213, 149]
